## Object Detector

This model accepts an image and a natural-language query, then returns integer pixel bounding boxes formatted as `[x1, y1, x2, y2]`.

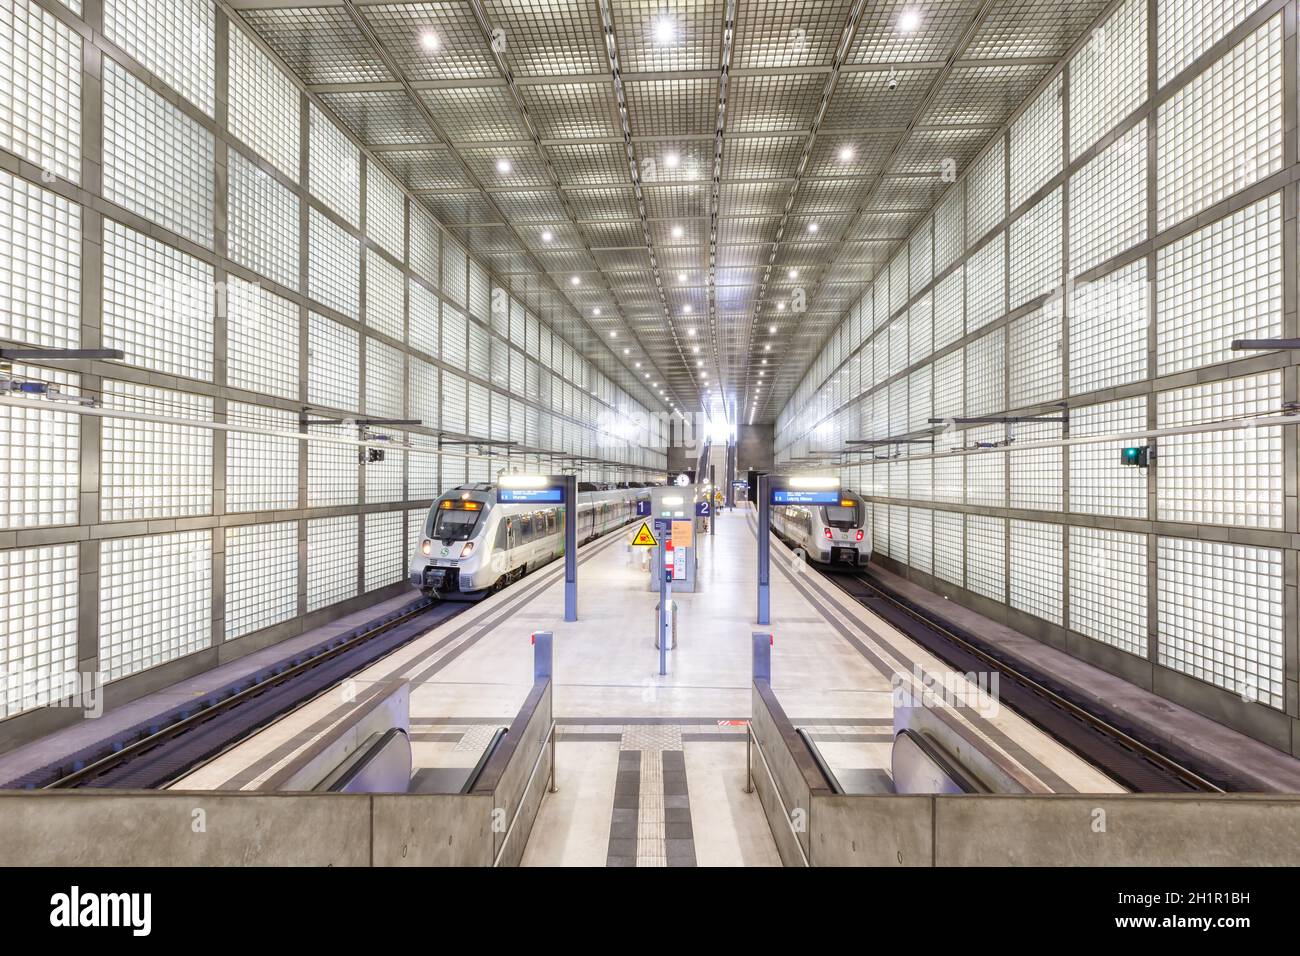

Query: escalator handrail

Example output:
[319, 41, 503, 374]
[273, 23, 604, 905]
[461, 726, 509, 794]
[796, 727, 845, 795]
[895, 727, 987, 794]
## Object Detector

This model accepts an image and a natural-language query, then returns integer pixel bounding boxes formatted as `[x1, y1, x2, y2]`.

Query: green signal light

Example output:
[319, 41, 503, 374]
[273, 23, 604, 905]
[1121, 446, 1149, 468]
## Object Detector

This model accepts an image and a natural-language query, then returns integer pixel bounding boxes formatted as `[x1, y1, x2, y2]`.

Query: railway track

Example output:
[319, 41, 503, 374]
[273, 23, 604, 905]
[826, 569, 1244, 794]
[17, 598, 466, 791]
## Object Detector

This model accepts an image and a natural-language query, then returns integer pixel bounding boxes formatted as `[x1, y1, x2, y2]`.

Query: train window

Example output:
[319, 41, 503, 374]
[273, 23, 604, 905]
[546, 511, 557, 533]
[520, 515, 533, 540]
[432, 507, 481, 541]
[496, 520, 508, 550]
[825, 504, 857, 529]
[504, 518, 514, 549]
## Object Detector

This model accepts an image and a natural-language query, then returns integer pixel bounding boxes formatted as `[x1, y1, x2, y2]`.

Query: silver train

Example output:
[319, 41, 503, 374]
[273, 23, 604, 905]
[409, 483, 651, 599]
[770, 490, 873, 568]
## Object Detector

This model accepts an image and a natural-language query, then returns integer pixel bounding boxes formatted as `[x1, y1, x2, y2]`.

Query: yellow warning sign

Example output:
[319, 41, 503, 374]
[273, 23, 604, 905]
[630, 522, 658, 547]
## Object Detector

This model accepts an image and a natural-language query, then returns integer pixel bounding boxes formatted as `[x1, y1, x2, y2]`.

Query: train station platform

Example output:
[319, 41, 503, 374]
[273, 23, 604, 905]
[171, 503, 1119, 866]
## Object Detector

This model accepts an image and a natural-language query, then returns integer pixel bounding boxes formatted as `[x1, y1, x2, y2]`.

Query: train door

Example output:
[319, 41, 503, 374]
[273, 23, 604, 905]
[518, 513, 534, 571]
[532, 511, 547, 568]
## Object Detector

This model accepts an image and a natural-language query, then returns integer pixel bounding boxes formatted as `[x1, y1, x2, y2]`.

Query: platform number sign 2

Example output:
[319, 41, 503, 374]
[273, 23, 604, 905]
[696, 499, 710, 517]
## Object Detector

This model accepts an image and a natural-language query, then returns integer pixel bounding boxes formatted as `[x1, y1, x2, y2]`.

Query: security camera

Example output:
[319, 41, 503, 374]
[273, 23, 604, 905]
[887, 70, 898, 91]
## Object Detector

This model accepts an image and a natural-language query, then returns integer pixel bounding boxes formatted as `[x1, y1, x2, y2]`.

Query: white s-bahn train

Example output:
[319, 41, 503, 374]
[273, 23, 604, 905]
[770, 490, 873, 568]
[409, 482, 651, 599]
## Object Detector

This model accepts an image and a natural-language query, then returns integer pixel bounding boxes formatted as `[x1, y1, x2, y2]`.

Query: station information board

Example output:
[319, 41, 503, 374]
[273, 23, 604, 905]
[497, 487, 564, 503]
[770, 488, 840, 506]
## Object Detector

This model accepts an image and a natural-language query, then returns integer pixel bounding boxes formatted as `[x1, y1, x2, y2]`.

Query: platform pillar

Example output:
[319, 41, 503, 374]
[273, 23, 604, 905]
[562, 474, 577, 622]
[752, 632, 771, 682]
[757, 474, 771, 624]
[533, 630, 553, 680]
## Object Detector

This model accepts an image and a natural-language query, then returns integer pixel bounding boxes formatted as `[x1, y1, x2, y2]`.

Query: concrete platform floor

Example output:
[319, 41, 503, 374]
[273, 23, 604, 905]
[171, 504, 1120, 866]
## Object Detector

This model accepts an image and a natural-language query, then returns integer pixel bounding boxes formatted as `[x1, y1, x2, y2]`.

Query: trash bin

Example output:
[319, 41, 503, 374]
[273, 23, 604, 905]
[654, 599, 677, 650]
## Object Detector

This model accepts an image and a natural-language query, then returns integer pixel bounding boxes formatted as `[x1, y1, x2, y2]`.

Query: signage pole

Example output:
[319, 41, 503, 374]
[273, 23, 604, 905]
[658, 536, 668, 676]
[757, 474, 771, 625]
[709, 465, 716, 536]
[562, 473, 577, 622]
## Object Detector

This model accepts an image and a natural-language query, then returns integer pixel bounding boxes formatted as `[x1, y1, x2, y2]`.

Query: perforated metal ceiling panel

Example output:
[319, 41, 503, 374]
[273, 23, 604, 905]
[231, 0, 1113, 423]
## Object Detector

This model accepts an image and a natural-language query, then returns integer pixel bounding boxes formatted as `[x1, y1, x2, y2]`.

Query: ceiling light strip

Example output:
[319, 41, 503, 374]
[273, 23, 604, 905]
[333, 0, 666, 415]
[738, 0, 870, 420]
[597, 0, 704, 415]
[463, 0, 682, 414]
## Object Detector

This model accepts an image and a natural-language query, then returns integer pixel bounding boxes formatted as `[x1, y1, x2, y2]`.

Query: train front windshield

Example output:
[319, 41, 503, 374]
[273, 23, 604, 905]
[428, 505, 481, 542]
[825, 503, 859, 529]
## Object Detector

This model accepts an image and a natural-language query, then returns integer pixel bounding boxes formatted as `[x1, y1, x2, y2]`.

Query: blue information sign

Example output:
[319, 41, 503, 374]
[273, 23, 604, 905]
[498, 487, 564, 503]
[636, 499, 651, 517]
[695, 500, 710, 517]
[770, 488, 840, 506]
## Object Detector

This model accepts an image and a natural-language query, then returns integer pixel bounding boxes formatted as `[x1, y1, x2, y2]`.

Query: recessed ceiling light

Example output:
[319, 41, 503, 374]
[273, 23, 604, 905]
[665, 152, 680, 168]
[678, 272, 687, 282]
[683, 305, 692, 315]
[762, 359, 767, 365]
[788, 268, 798, 279]
[623, 347, 630, 354]
[570, 275, 581, 285]
[765, 344, 771, 351]
[635, 362, 642, 368]
[807, 222, 819, 233]
[652, 382, 658, 387]
[696, 360, 703, 367]
[420, 31, 440, 51]
[496, 158, 512, 174]
[644, 372, 650, 378]
[671, 225, 684, 239]
[609, 331, 617, 338]
[541, 228, 553, 242]
[653, 15, 676, 44]
[593, 307, 601, 316]
[777, 302, 786, 311]
[899, 10, 921, 31]
[838, 145, 855, 163]
[769, 325, 777, 334]
[692, 345, 699, 353]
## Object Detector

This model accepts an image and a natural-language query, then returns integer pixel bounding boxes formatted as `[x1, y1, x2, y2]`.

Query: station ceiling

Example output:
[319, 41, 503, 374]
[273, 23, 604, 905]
[229, 0, 1111, 425]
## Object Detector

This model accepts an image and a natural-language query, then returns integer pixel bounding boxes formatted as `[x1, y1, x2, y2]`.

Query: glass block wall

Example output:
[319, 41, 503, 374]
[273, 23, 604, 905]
[0, 0, 666, 725]
[774, 0, 1298, 743]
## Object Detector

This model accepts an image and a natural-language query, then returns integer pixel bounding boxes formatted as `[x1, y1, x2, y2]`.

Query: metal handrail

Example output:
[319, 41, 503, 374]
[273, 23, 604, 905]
[895, 728, 986, 794]
[796, 728, 845, 795]
[460, 727, 509, 794]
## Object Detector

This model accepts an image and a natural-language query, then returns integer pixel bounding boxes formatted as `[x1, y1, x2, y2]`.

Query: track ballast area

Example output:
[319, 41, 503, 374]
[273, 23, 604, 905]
[8, 599, 465, 791]
[825, 567, 1241, 793]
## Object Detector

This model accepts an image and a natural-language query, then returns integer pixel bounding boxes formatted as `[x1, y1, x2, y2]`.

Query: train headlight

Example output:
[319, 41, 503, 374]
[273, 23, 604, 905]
[460, 541, 476, 558]
[421, 539, 432, 556]
[823, 527, 832, 540]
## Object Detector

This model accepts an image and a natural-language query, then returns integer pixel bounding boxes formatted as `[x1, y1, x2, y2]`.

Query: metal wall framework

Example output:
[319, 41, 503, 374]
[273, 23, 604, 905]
[774, 0, 1300, 752]
[0, 0, 667, 734]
